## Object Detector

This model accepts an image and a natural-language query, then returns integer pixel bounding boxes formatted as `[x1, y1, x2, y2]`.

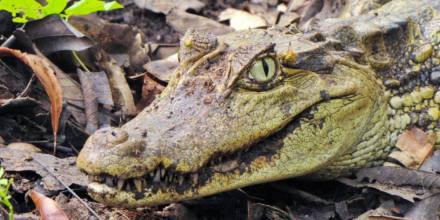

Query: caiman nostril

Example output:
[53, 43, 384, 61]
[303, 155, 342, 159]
[105, 128, 129, 145]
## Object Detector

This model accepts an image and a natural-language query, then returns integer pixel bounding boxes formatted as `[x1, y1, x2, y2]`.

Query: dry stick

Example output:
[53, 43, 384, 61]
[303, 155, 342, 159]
[33, 158, 103, 220]
[17, 74, 36, 98]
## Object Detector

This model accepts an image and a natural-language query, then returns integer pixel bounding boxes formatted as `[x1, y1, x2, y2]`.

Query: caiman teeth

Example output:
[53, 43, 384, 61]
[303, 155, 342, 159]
[178, 176, 184, 185]
[153, 170, 160, 182]
[106, 176, 113, 187]
[192, 173, 199, 184]
[117, 179, 125, 190]
[86, 137, 283, 195]
[134, 179, 143, 192]
[160, 168, 166, 179]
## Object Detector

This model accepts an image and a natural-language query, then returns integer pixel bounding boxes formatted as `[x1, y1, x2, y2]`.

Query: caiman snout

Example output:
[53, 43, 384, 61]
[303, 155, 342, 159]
[77, 126, 152, 179]
[97, 127, 129, 146]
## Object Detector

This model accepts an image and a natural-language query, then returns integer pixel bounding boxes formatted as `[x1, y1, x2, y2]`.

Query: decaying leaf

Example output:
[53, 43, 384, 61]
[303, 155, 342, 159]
[137, 74, 164, 110]
[144, 53, 178, 82]
[0, 47, 63, 151]
[133, 0, 205, 14]
[0, 148, 87, 191]
[29, 190, 69, 220]
[391, 128, 435, 169]
[6, 142, 41, 153]
[219, 8, 268, 30]
[338, 178, 436, 203]
[69, 15, 151, 70]
[24, 15, 94, 55]
[167, 10, 233, 36]
[420, 150, 440, 173]
[78, 69, 99, 134]
[356, 166, 440, 189]
[404, 193, 440, 220]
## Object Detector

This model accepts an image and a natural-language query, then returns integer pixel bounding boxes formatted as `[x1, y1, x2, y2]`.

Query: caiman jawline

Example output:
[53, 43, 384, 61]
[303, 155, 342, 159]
[84, 107, 313, 197]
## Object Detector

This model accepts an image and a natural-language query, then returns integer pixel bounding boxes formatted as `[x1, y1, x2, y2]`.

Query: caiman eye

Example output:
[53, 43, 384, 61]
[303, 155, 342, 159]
[248, 57, 276, 83]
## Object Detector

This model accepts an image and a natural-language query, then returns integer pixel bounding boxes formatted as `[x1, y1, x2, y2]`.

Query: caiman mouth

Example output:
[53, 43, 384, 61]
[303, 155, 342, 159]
[80, 57, 371, 207]
[84, 108, 311, 204]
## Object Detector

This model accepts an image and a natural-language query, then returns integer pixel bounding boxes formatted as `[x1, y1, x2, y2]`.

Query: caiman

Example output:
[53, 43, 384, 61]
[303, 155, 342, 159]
[77, 0, 440, 207]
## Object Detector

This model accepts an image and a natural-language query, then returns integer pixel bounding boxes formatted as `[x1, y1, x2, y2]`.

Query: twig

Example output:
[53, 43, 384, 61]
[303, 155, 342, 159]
[33, 157, 103, 220]
[17, 74, 36, 98]
[0, 35, 15, 47]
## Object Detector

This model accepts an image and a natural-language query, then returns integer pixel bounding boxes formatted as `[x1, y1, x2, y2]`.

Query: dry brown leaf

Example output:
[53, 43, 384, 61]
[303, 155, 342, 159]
[136, 74, 165, 110]
[29, 190, 69, 220]
[78, 70, 99, 134]
[0, 48, 63, 152]
[6, 142, 41, 153]
[393, 128, 436, 169]
[167, 10, 233, 36]
[219, 8, 268, 30]
[144, 53, 179, 82]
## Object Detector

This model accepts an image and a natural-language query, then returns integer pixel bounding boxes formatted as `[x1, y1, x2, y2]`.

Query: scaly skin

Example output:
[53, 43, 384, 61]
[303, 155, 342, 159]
[77, 0, 440, 207]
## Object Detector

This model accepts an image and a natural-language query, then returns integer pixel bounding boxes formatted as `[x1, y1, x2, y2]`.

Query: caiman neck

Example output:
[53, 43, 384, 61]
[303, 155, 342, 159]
[315, 15, 440, 178]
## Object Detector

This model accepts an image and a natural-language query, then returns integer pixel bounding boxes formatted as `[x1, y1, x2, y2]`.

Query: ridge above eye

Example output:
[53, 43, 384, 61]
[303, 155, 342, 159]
[248, 57, 276, 83]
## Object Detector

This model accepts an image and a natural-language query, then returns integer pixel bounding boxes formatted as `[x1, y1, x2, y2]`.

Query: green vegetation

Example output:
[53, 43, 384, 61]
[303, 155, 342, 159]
[0, 168, 13, 220]
[0, 0, 123, 23]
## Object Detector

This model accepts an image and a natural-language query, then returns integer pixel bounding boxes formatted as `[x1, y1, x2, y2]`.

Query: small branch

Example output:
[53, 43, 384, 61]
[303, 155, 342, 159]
[33, 158, 103, 220]
[17, 74, 36, 98]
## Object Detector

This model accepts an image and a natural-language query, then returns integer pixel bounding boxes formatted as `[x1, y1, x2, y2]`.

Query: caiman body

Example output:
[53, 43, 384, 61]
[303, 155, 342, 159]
[77, 0, 440, 207]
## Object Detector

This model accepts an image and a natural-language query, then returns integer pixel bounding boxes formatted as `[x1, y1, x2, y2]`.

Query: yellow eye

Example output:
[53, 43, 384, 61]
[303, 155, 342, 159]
[248, 57, 276, 83]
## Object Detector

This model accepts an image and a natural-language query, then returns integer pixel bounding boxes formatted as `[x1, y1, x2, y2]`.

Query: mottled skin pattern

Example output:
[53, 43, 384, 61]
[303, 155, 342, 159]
[77, 0, 440, 207]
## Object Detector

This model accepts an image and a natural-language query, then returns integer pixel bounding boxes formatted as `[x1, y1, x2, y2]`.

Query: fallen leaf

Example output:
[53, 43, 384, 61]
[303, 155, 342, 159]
[6, 142, 41, 153]
[0, 148, 87, 191]
[394, 128, 435, 169]
[29, 190, 69, 220]
[420, 150, 440, 173]
[144, 53, 178, 82]
[219, 8, 268, 30]
[69, 15, 151, 70]
[0, 47, 63, 151]
[24, 15, 94, 55]
[404, 193, 440, 220]
[77, 69, 99, 134]
[338, 178, 435, 203]
[134, 0, 205, 14]
[167, 10, 233, 36]
[87, 71, 114, 106]
[356, 166, 440, 189]
[355, 201, 408, 220]
[137, 74, 165, 110]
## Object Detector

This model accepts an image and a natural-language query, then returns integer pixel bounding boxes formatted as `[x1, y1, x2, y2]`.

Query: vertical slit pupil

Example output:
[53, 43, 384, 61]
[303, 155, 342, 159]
[261, 59, 269, 76]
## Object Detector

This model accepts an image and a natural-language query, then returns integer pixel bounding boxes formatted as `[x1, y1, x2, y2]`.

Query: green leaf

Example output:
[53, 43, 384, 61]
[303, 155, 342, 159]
[8, 0, 44, 19]
[0, 179, 7, 186]
[0, 168, 4, 177]
[13, 17, 29, 23]
[0, 0, 45, 21]
[64, 0, 122, 17]
[104, 1, 123, 11]
[42, 0, 68, 16]
[0, 0, 16, 16]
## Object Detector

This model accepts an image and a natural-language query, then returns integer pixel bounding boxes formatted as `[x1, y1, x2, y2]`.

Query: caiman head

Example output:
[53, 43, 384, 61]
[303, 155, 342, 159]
[77, 28, 388, 207]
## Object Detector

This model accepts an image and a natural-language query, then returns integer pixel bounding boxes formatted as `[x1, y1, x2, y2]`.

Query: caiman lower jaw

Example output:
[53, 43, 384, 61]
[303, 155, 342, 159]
[86, 146, 296, 207]
[85, 134, 286, 207]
